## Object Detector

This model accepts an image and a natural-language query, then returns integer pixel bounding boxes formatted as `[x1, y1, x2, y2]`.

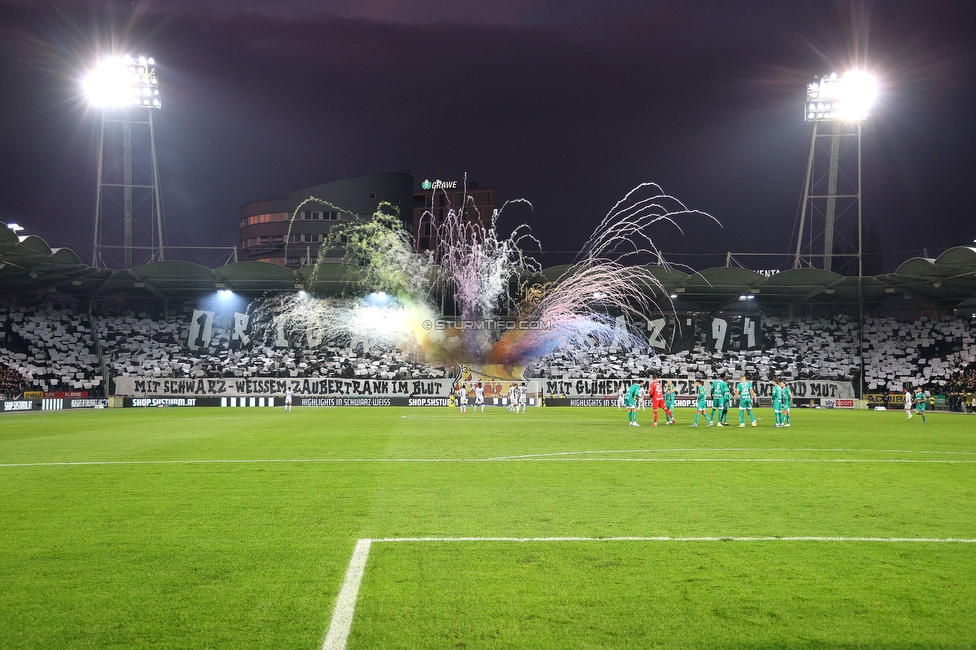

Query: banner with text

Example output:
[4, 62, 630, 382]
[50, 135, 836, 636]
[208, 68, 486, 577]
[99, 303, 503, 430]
[114, 376, 457, 399]
[543, 378, 853, 400]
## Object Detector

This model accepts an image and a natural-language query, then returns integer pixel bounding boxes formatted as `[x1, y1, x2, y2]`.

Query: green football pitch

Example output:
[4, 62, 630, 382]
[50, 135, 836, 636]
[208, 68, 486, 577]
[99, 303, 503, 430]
[1, 406, 974, 649]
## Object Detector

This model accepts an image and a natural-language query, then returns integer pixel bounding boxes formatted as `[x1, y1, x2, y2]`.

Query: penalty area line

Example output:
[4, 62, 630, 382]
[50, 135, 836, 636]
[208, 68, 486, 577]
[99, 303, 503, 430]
[321, 535, 976, 649]
[322, 538, 372, 650]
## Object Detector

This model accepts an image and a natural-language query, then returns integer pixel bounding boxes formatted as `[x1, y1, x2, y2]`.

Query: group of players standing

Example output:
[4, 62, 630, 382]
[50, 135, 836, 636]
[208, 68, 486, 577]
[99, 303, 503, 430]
[454, 381, 528, 414]
[618, 374, 793, 428]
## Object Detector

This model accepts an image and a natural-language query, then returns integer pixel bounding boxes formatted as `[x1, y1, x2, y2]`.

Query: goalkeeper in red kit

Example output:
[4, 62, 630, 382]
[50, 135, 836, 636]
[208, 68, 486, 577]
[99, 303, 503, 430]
[647, 374, 673, 426]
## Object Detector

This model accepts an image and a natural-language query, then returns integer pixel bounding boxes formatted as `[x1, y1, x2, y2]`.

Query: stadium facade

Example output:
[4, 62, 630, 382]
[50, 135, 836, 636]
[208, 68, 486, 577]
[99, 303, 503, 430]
[412, 181, 495, 253]
[238, 172, 415, 268]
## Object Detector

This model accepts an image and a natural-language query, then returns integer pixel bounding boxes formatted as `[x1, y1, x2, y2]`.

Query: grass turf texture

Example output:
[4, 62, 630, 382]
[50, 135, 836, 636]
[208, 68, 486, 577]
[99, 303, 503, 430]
[0, 407, 972, 648]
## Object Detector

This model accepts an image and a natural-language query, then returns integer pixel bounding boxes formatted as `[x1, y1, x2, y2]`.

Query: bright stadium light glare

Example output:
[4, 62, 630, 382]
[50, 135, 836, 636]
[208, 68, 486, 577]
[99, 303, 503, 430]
[365, 291, 392, 307]
[805, 70, 877, 122]
[6, 223, 24, 233]
[217, 289, 234, 298]
[83, 55, 161, 109]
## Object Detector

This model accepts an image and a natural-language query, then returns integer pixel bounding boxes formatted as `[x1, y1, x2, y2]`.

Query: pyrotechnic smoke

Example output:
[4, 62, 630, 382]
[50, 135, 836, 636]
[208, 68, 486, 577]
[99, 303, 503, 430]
[490, 183, 717, 363]
[262, 180, 714, 368]
[416, 181, 540, 359]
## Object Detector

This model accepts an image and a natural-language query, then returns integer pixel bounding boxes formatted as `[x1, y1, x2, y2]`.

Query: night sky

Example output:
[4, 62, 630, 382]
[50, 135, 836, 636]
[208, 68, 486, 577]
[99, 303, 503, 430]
[0, 0, 973, 272]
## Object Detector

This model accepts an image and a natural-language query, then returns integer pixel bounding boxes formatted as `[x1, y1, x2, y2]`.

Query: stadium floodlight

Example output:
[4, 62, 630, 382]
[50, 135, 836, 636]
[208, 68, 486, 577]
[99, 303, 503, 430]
[796, 68, 877, 275]
[366, 291, 392, 307]
[88, 54, 165, 269]
[83, 55, 161, 109]
[805, 70, 877, 122]
[6, 223, 24, 233]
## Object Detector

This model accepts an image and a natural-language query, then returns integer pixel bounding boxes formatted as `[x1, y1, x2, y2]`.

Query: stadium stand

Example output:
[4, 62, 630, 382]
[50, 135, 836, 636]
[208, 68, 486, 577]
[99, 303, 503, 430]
[0, 307, 102, 392]
[3, 301, 974, 396]
[861, 316, 976, 392]
[0, 307, 450, 389]
[97, 310, 449, 382]
[532, 315, 857, 382]
[1, 227, 975, 397]
[531, 315, 976, 391]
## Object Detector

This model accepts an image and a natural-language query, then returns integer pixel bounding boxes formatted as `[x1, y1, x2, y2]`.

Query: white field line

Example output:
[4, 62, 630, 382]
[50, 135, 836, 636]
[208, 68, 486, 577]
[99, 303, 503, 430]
[321, 538, 372, 650]
[370, 535, 976, 543]
[322, 534, 976, 649]
[4, 455, 976, 469]
[484, 447, 976, 460]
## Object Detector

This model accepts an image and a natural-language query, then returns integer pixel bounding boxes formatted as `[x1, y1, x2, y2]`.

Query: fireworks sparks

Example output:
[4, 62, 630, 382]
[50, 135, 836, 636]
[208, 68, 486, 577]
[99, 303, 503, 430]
[263, 181, 714, 368]
[491, 183, 717, 363]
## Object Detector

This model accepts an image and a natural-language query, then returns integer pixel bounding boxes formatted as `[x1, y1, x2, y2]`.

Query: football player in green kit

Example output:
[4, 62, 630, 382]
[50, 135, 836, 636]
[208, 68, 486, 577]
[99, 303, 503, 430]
[914, 387, 927, 423]
[625, 380, 643, 426]
[722, 375, 733, 425]
[709, 375, 725, 426]
[780, 379, 792, 426]
[663, 380, 677, 425]
[736, 374, 757, 427]
[692, 379, 711, 426]
[771, 379, 783, 427]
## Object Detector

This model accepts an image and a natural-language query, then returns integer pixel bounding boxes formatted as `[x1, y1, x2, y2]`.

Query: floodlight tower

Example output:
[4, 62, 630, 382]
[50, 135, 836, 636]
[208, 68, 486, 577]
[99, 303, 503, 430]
[85, 55, 164, 269]
[793, 71, 877, 276]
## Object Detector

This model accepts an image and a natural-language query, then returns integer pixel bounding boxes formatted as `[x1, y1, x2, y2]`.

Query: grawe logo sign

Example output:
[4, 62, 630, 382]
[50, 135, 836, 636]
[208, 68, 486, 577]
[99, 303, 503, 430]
[421, 179, 458, 190]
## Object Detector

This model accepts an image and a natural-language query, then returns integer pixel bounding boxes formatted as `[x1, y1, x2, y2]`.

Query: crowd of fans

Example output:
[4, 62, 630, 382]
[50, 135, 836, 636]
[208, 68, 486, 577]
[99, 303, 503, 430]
[861, 316, 976, 393]
[0, 304, 974, 402]
[946, 363, 976, 412]
[0, 363, 27, 392]
[534, 315, 862, 384]
[0, 308, 102, 393]
[96, 311, 449, 382]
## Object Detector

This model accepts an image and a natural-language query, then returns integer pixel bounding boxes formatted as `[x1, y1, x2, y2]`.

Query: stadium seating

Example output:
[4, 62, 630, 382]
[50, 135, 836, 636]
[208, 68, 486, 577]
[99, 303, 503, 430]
[0, 307, 102, 392]
[1, 304, 974, 394]
[0, 305, 449, 391]
[532, 315, 976, 392]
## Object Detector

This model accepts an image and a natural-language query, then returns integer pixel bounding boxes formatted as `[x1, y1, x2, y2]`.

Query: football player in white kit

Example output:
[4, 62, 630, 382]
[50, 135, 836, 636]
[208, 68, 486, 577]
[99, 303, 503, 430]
[474, 382, 485, 413]
[284, 387, 294, 412]
[904, 387, 913, 418]
[638, 383, 647, 411]
[616, 384, 625, 410]
[507, 383, 517, 412]
[518, 382, 528, 413]
[456, 383, 468, 414]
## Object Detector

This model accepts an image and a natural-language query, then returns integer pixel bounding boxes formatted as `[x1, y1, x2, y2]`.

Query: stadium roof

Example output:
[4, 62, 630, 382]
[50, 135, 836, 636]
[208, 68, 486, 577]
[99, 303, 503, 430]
[1, 224, 974, 311]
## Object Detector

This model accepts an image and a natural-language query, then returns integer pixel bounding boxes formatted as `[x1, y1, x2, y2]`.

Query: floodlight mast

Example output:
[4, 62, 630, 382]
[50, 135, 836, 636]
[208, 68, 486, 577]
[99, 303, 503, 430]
[87, 55, 165, 269]
[792, 71, 876, 275]
[793, 70, 876, 404]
